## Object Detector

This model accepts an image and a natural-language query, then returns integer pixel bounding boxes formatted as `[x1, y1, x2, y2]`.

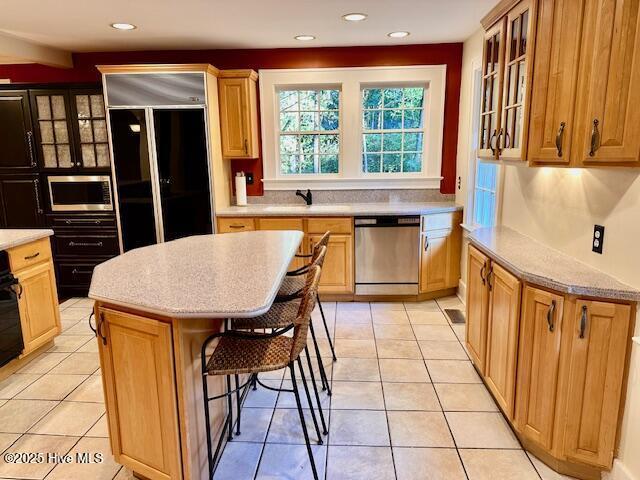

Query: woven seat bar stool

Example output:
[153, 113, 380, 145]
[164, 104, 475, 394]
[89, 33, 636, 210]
[232, 246, 330, 432]
[201, 266, 324, 480]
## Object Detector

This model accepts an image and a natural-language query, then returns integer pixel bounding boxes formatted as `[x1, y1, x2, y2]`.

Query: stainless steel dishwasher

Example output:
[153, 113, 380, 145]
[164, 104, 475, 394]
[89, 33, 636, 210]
[355, 216, 420, 295]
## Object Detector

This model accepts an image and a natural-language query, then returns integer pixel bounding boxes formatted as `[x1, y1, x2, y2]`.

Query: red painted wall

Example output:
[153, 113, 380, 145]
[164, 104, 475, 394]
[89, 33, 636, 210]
[0, 43, 462, 195]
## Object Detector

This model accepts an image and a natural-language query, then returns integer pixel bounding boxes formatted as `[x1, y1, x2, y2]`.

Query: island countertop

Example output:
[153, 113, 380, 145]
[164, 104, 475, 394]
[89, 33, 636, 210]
[216, 202, 462, 217]
[88, 230, 303, 318]
[469, 226, 640, 302]
[0, 229, 53, 251]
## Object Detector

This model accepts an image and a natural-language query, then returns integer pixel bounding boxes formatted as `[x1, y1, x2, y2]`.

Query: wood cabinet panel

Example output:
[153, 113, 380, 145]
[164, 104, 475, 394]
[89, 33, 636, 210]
[419, 226, 461, 293]
[218, 71, 259, 158]
[257, 217, 305, 271]
[14, 261, 61, 355]
[563, 300, 631, 468]
[306, 217, 352, 234]
[8, 237, 52, 272]
[98, 308, 182, 480]
[516, 286, 565, 448]
[527, 0, 584, 164]
[465, 245, 490, 374]
[217, 217, 255, 233]
[309, 233, 353, 293]
[421, 211, 460, 231]
[484, 263, 521, 418]
[574, 0, 640, 165]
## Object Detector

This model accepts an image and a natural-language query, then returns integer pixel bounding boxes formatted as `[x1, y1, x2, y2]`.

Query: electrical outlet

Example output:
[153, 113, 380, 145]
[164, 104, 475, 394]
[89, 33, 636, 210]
[245, 172, 254, 185]
[592, 225, 605, 254]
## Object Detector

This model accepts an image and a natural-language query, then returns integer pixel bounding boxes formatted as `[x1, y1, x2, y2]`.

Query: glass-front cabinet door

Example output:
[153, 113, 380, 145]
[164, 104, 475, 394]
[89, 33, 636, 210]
[478, 20, 505, 159]
[30, 91, 75, 169]
[499, 0, 532, 160]
[71, 91, 111, 170]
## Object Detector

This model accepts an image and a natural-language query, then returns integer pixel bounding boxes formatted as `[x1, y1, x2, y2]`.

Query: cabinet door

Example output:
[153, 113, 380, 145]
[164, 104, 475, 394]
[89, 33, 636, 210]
[30, 91, 77, 170]
[563, 300, 631, 468]
[0, 91, 36, 172]
[574, 0, 640, 165]
[98, 308, 182, 480]
[218, 77, 258, 158]
[479, 20, 506, 159]
[70, 90, 111, 170]
[309, 234, 353, 294]
[527, 0, 584, 164]
[515, 286, 564, 448]
[465, 246, 490, 374]
[0, 175, 45, 228]
[15, 261, 61, 355]
[484, 263, 521, 419]
[420, 227, 461, 293]
[258, 217, 305, 271]
[499, 0, 535, 160]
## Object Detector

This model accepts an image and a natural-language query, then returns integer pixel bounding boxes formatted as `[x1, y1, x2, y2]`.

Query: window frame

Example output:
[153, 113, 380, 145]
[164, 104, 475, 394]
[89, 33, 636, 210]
[259, 66, 447, 190]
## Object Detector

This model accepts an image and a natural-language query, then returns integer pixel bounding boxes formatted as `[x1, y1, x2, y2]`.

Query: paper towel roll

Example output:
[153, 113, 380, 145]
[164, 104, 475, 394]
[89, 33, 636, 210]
[235, 172, 247, 206]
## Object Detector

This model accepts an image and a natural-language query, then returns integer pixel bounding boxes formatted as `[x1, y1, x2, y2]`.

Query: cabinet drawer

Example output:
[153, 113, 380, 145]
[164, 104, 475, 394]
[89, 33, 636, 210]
[257, 217, 304, 231]
[217, 217, 255, 233]
[57, 260, 105, 288]
[307, 217, 352, 234]
[422, 211, 461, 231]
[49, 215, 117, 230]
[54, 234, 119, 257]
[8, 238, 53, 272]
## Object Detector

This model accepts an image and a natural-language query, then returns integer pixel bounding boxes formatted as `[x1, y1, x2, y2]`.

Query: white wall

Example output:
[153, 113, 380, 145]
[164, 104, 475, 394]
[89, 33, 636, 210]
[501, 165, 640, 480]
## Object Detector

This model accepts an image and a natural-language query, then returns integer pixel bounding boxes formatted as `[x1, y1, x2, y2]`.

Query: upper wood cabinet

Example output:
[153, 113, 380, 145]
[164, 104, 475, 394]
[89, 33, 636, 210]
[465, 245, 491, 374]
[484, 262, 521, 419]
[218, 70, 260, 158]
[479, 0, 535, 161]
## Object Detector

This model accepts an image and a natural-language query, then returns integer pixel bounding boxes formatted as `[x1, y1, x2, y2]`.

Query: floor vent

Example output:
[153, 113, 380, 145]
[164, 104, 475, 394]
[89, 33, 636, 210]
[445, 308, 466, 324]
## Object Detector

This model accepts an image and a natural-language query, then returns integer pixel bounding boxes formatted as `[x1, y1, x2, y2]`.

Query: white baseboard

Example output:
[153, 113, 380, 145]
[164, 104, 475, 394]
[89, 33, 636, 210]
[603, 460, 638, 480]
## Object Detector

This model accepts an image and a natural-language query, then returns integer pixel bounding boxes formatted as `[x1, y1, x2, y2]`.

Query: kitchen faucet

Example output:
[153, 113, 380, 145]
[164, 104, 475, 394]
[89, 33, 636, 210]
[296, 189, 313, 205]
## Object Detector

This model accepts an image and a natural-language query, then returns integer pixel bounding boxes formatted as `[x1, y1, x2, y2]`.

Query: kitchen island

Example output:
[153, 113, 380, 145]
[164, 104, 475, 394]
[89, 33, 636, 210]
[88, 230, 303, 480]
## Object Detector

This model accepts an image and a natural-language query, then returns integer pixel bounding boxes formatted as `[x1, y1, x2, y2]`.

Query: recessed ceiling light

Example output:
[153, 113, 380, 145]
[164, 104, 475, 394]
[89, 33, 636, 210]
[294, 35, 316, 41]
[110, 23, 137, 31]
[343, 13, 368, 22]
[388, 31, 410, 38]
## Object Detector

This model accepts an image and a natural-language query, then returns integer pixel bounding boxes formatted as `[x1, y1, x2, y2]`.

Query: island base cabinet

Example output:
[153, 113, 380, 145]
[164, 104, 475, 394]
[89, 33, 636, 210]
[465, 245, 490, 374]
[97, 308, 182, 480]
[515, 286, 565, 450]
[563, 300, 631, 469]
[15, 261, 61, 355]
[484, 263, 521, 419]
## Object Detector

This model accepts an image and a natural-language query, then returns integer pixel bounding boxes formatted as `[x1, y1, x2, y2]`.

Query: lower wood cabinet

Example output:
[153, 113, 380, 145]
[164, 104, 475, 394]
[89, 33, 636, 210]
[98, 307, 182, 480]
[256, 217, 305, 271]
[420, 212, 462, 293]
[466, 244, 636, 478]
[309, 233, 353, 293]
[484, 263, 521, 419]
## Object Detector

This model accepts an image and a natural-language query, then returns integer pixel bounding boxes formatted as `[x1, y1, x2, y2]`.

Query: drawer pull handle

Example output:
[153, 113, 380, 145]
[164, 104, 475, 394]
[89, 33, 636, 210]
[68, 241, 103, 247]
[24, 252, 40, 260]
[64, 219, 102, 225]
[556, 122, 566, 157]
[480, 263, 487, 285]
[546, 300, 556, 332]
[97, 312, 107, 345]
[244, 138, 248, 154]
[424, 235, 429, 252]
[71, 268, 93, 275]
[496, 128, 504, 154]
[579, 305, 588, 338]
[487, 267, 494, 291]
[589, 119, 600, 156]
[229, 225, 245, 229]
[11, 283, 23, 299]
[88, 311, 97, 335]
[27, 131, 36, 167]
[489, 129, 498, 155]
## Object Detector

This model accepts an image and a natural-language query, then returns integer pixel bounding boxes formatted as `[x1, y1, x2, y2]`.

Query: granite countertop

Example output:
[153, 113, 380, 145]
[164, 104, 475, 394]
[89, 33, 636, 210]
[0, 229, 54, 251]
[89, 230, 303, 318]
[469, 226, 640, 302]
[217, 202, 462, 217]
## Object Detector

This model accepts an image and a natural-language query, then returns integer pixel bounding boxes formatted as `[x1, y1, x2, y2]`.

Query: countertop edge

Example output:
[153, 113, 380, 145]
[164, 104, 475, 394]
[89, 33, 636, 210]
[0, 229, 54, 251]
[216, 203, 463, 217]
[468, 234, 640, 303]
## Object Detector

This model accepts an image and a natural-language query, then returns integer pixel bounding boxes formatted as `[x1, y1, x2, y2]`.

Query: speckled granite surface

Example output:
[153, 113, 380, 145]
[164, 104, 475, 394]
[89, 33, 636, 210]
[0, 229, 53, 251]
[217, 202, 462, 217]
[244, 189, 454, 204]
[469, 227, 640, 302]
[88, 230, 303, 318]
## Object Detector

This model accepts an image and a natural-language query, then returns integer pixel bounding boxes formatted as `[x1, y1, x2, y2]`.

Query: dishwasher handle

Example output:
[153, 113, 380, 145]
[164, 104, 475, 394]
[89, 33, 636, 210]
[355, 216, 420, 227]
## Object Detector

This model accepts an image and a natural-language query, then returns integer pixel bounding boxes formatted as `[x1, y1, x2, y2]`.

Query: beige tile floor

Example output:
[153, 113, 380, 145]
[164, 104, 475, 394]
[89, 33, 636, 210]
[0, 296, 577, 480]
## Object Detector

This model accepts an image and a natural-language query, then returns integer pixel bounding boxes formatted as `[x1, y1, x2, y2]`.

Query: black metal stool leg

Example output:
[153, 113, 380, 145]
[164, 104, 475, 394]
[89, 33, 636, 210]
[201, 373, 214, 479]
[225, 376, 233, 442]
[305, 346, 328, 435]
[309, 322, 332, 396]
[297, 357, 323, 445]
[234, 374, 241, 435]
[317, 297, 337, 362]
[290, 362, 320, 480]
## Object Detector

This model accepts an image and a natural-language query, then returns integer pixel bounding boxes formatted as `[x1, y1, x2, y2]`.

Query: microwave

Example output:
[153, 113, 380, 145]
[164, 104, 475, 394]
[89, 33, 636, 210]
[48, 175, 113, 212]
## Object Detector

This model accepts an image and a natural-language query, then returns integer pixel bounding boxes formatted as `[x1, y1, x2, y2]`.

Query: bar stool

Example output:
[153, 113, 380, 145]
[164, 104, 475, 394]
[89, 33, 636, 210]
[201, 266, 323, 480]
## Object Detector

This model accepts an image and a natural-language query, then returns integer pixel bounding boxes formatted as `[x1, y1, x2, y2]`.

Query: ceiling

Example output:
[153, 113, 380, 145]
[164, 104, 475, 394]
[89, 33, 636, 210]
[0, 0, 495, 53]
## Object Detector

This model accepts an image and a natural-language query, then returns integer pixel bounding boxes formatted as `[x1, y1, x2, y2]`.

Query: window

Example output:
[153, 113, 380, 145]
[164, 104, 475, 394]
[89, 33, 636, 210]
[473, 160, 498, 227]
[260, 66, 446, 190]
[362, 87, 425, 173]
[278, 89, 340, 174]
